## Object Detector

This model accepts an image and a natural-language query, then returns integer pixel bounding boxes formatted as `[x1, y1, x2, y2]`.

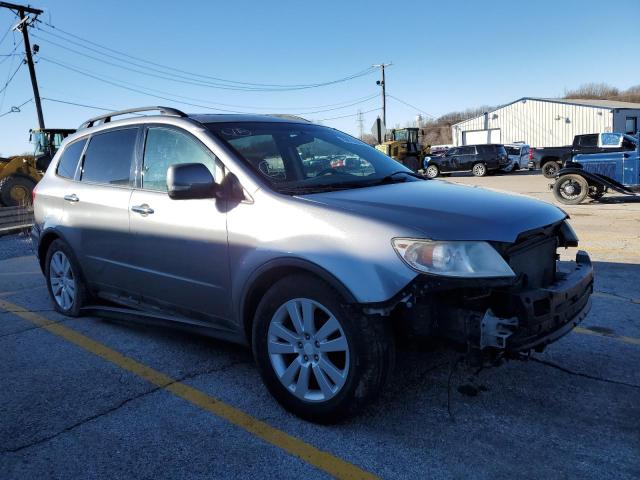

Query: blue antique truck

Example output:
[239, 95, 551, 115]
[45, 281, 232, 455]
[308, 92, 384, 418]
[552, 132, 640, 204]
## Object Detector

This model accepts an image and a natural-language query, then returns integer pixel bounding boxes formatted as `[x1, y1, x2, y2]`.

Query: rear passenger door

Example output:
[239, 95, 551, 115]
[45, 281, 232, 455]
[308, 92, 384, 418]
[457, 146, 476, 171]
[127, 126, 231, 326]
[72, 128, 139, 293]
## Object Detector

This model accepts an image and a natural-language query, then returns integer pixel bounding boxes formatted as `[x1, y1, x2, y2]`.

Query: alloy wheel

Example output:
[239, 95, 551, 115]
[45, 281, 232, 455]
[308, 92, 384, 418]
[49, 251, 76, 310]
[267, 298, 350, 403]
[426, 165, 438, 178]
[473, 163, 486, 176]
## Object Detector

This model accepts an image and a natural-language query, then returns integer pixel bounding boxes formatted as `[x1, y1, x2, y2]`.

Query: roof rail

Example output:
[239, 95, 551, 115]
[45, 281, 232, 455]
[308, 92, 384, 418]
[78, 106, 187, 129]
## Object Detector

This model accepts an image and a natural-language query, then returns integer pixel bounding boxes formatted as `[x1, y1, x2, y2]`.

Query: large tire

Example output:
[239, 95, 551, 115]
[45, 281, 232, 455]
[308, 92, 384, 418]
[403, 156, 419, 172]
[0, 175, 36, 207]
[44, 239, 88, 317]
[472, 163, 487, 177]
[252, 273, 394, 423]
[542, 161, 560, 178]
[553, 174, 589, 205]
[425, 164, 439, 178]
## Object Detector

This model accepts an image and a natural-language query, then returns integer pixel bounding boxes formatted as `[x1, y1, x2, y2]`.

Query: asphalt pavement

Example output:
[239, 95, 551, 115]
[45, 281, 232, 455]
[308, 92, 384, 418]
[1, 173, 639, 479]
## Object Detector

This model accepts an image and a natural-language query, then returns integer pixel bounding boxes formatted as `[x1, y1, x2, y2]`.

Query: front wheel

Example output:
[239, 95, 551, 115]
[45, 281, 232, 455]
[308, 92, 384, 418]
[553, 174, 589, 205]
[425, 164, 439, 178]
[252, 274, 394, 423]
[472, 163, 487, 177]
[542, 161, 560, 178]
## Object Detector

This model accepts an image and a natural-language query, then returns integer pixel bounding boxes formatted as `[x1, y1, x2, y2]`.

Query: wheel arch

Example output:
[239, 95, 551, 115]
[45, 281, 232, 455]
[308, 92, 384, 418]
[240, 258, 358, 346]
[37, 228, 74, 273]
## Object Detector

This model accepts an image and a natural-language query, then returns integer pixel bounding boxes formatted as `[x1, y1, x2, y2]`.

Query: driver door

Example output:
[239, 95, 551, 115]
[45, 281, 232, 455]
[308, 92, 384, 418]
[127, 125, 231, 325]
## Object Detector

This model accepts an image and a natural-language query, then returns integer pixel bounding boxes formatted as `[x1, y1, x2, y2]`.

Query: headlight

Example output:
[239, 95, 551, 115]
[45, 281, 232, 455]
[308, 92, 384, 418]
[392, 238, 516, 278]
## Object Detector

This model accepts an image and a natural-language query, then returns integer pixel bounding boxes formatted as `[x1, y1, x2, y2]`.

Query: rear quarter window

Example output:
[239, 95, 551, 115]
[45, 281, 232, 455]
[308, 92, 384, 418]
[56, 139, 87, 179]
[81, 128, 138, 186]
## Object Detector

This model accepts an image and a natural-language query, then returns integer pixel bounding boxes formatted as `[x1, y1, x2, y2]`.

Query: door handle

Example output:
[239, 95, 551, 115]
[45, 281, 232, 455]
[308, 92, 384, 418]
[63, 194, 79, 203]
[131, 204, 154, 215]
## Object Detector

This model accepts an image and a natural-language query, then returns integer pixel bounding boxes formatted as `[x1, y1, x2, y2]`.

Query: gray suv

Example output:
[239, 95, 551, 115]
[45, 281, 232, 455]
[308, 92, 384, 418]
[32, 107, 594, 422]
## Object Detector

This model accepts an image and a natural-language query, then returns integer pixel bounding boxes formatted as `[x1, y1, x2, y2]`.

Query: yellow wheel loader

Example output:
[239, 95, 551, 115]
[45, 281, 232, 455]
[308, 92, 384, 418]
[0, 128, 74, 206]
[375, 127, 431, 172]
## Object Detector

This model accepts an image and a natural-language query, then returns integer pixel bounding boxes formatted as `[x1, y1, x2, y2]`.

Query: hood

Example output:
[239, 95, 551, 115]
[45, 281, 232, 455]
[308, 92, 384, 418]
[302, 180, 566, 243]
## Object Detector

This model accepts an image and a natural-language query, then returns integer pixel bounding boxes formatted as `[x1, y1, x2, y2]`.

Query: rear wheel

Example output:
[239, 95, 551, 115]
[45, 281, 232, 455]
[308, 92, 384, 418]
[252, 274, 394, 423]
[553, 174, 589, 205]
[44, 239, 88, 316]
[472, 163, 487, 177]
[542, 161, 560, 178]
[425, 164, 439, 178]
[0, 175, 36, 207]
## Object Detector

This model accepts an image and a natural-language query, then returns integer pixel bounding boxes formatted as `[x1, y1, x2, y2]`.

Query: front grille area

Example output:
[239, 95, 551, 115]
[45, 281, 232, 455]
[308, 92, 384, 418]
[505, 235, 558, 289]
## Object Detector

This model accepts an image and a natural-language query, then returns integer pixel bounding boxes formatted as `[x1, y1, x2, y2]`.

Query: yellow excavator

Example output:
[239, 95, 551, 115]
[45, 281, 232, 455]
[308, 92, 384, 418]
[375, 127, 431, 172]
[0, 128, 75, 206]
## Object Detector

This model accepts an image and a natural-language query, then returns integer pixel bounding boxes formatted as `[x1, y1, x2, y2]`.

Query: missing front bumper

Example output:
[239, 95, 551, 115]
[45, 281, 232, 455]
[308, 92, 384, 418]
[398, 250, 594, 353]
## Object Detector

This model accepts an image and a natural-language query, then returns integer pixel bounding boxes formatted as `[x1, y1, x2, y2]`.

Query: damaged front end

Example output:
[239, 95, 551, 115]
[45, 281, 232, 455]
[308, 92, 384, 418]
[370, 220, 594, 362]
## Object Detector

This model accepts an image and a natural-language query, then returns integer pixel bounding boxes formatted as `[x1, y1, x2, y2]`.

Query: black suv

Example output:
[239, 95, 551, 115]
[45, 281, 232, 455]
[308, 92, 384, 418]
[424, 144, 508, 178]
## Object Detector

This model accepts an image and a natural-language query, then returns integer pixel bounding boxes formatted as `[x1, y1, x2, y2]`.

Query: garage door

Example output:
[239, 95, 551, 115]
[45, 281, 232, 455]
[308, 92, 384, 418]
[462, 129, 501, 145]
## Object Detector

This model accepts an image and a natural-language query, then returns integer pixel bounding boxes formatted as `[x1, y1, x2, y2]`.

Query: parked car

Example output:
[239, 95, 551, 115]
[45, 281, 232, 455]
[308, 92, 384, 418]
[33, 107, 593, 422]
[552, 132, 640, 204]
[529, 133, 631, 178]
[502, 144, 530, 172]
[424, 144, 508, 178]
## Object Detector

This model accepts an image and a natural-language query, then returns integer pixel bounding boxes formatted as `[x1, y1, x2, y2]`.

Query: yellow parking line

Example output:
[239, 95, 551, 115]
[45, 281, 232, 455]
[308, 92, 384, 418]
[574, 326, 640, 346]
[0, 299, 377, 480]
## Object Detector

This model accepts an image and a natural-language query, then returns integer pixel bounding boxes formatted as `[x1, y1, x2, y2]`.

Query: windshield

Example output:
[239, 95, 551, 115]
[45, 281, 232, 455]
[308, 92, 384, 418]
[206, 122, 419, 193]
[393, 129, 409, 142]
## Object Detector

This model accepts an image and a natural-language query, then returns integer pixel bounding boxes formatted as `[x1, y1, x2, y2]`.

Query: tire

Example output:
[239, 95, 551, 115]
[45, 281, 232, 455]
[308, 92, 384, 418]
[472, 163, 487, 177]
[0, 175, 36, 207]
[252, 273, 394, 423]
[553, 174, 589, 205]
[403, 156, 419, 172]
[542, 161, 560, 179]
[44, 239, 88, 316]
[425, 164, 439, 178]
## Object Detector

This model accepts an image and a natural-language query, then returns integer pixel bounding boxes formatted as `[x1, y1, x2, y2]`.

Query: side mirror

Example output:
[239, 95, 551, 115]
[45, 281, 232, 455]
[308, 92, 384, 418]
[167, 163, 218, 200]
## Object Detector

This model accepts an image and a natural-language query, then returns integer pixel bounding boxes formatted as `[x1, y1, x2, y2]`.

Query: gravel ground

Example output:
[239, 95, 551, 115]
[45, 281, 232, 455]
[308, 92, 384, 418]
[0, 232, 35, 262]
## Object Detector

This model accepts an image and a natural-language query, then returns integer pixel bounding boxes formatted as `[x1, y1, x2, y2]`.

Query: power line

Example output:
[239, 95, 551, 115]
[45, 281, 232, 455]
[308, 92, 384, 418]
[36, 21, 376, 91]
[41, 96, 115, 112]
[39, 55, 380, 115]
[0, 60, 22, 95]
[0, 96, 31, 117]
[316, 107, 379, 122]
[387, 94, 437, 119]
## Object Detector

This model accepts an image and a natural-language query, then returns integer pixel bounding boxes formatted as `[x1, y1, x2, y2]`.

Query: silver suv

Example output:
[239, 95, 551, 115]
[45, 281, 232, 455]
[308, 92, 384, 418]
[33, 107, 594, 422]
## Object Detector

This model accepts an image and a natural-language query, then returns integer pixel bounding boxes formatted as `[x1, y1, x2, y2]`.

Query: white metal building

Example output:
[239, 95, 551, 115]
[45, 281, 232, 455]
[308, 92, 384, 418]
[451, 98, 640, 148]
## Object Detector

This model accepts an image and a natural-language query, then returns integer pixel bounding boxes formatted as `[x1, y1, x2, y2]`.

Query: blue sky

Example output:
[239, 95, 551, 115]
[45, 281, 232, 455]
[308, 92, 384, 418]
[1, 0, 639, 154]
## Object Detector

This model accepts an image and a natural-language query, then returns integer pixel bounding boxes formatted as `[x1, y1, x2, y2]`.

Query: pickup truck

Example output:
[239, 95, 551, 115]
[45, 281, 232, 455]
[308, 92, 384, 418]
[529, 134, 629, 178]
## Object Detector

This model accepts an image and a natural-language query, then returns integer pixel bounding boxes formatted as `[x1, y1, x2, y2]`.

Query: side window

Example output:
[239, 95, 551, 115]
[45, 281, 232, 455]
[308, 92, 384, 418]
[579, 135, 597, 148]
[81, 129, 138, 186]
[56, 139, 87, 179]
[142, 127, 217, 192]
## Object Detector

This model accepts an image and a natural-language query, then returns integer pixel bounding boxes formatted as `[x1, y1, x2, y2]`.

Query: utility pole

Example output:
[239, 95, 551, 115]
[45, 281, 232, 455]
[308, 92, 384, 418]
[372, 63, 391, 127]
[0, 2, 44, 128]
[356, 109, 364, 139]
